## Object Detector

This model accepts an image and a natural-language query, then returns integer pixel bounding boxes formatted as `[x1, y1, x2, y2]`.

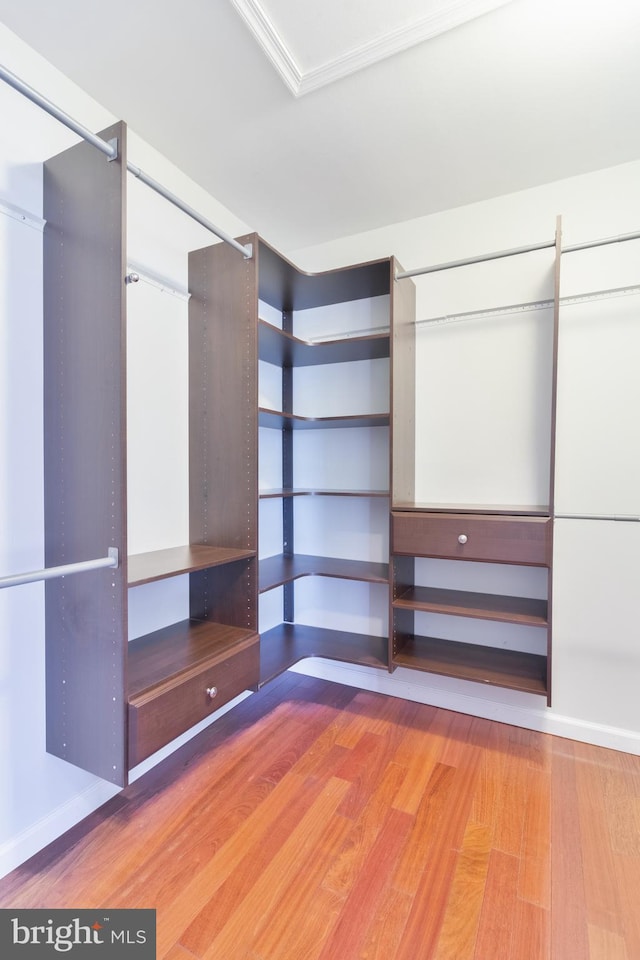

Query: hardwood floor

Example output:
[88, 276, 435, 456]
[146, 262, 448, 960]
[1, 672, 639, 959]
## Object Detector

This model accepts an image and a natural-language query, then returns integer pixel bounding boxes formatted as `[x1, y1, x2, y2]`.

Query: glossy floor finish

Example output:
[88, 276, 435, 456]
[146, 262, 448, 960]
[1, 672, 639, 959]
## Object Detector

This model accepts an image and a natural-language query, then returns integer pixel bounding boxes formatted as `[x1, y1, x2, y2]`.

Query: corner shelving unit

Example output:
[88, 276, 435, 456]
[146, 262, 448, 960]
[189, 235, 406, 686]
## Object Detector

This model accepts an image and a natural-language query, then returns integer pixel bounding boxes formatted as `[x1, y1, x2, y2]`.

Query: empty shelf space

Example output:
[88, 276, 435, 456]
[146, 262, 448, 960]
[392, 501, 550, 517]
[259, 319, 389, 366]
[128, 618, 258, 699]
[393, 634, 547, 696]
[393, 586, 548, 626]
[259, 408, 389, 430]
[128, 544, 256, 586]
[259, 553, 389, 592]
[259, 487, 389, 499]
[259, 621, 388, 685]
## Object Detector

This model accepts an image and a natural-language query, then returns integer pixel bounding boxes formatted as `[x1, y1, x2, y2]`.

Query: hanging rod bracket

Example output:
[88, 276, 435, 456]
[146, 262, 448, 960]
[243, 242, 253, 260]
[106, 137, 118, 161]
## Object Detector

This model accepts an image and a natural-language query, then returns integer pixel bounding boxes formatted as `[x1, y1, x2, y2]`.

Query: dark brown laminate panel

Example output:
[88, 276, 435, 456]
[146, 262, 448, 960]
[393, 586, 548, 626]
[128, 544, 256, 586]
[259, 554, 389, 592]
[392, 512, 551, 566]
[258, 320, 389, 366]
[393, 634, 547, 695]
[44, 122, 128, 786]
[259, 622, 388, 685]
[128, 623, 259, 766]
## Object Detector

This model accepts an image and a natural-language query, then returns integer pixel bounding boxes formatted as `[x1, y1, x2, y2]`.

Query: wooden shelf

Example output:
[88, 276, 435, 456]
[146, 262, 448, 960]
[392, 501, 550, 517]
[259, 488, 389, 499]
[393, 634, 547, 696]
[259, 622, 388, 686]
[257, 238, 391, 311]
[259, 408, 389, 430]
[128, 618, 258, 699]
[128, 544, 256, 587]
[259, 319, 389, 367]
[259, 553, 389, 592]
[260, 554, 389, 592]
[393, 586, 548, 626]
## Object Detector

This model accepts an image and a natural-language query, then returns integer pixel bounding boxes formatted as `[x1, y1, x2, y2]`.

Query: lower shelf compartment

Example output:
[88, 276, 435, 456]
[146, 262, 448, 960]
[128, 619, 259, 767]
[392, 634, 547, 696]
[393, 586, 548, 626]
[259, 622, 388, 686]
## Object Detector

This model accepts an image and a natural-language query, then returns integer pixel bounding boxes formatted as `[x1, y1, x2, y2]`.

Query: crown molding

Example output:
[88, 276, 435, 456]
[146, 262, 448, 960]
[230, 0, 513, 97]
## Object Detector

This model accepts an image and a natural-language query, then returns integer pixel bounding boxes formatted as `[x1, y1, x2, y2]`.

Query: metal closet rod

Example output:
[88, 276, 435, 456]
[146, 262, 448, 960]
[0, 63, 252, 260]
[395, 230, 640, 281]
[0, 549, 119, 590]
[417, 282, 640, 328]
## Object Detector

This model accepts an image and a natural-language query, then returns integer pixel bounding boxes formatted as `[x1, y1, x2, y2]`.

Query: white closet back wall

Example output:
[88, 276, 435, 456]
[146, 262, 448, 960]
[412, 247, 555, 509]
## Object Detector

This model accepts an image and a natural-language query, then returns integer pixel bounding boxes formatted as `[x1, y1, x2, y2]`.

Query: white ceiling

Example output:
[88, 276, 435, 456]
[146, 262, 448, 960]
[0, 0, 639, 252]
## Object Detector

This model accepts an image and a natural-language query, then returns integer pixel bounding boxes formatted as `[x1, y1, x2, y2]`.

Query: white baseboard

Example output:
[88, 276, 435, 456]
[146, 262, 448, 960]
[290, 658, 640, 756]
[0, 691, 252, 881]
[0, 780, 120, 881]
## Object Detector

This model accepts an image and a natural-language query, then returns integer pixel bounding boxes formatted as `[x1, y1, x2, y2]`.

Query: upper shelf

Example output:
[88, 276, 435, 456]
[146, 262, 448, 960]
[259, 319, 389, 367]
[256, 236, 391, 311]
[259, 488, 389, 499]
[259, 409, 389, 430]
[392, 501, 551, 517]
[259, 553, 389, 592]
[128, 544, 255, 587]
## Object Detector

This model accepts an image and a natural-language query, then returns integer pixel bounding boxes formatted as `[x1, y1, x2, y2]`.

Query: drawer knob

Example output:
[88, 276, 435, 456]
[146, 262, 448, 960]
[206, 686, 218, 700]
[458, 534, 468, 544]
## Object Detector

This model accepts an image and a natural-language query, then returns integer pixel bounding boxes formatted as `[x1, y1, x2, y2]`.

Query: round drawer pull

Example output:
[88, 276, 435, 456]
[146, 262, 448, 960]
[206, 686, 218, 700]
[458, 534, 468, 545]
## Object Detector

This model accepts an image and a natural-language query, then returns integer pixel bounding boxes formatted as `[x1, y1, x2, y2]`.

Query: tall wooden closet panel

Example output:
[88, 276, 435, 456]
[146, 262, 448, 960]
[188, 240, 258, 630]
[44, 122, 128, 784]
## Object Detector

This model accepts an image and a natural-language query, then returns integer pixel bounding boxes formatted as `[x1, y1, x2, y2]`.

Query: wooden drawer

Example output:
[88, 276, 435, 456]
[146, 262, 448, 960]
[128, 632, 259, 767]
[392, 512, 551, 566]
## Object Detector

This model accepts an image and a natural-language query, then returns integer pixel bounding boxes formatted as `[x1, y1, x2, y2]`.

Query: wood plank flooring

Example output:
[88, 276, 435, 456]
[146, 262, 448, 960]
[1, 672, 639, 959]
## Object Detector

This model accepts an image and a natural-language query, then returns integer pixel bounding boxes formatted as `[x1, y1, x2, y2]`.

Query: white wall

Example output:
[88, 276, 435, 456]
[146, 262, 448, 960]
[290, 160, 640, 755]
[0, 23, 250, 877]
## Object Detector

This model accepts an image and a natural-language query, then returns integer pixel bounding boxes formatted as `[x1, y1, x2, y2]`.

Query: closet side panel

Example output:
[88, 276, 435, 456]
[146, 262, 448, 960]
[189, 236, 258, 631]
[391, 259, 416, 506]
[43, 122, 128, 785]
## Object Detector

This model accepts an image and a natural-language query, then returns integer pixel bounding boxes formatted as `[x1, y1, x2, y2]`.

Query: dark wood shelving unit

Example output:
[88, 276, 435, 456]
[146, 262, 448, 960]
[259, 622, 388, 686]
[187, 233, 403, 685]
[389, 222, 561, 701]
[259, 408, 389, 430]
[128, 544, 256, 587]
[393, 585, 548, 626]
[259, 553, 389, 592]
[393, 634, 548, 696]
